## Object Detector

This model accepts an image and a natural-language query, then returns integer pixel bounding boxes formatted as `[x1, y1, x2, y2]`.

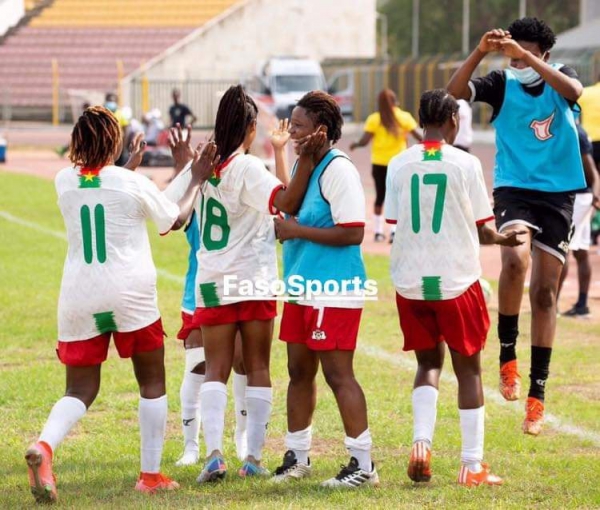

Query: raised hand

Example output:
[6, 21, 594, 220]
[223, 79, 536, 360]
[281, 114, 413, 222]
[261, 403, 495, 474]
[190, 142, 219, 183]
[478, 29, 511, 53]
[498, 38, 526, 59]
[270, 118, 291, 150]
[169, 123, 200, 173]
[123, 132, 147, 171]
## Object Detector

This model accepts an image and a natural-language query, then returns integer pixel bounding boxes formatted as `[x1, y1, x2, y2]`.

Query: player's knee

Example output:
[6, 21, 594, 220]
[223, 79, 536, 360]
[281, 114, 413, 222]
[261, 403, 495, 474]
[503, 255, 528, 279]
[323, 369, 354, 393]
[66, 386, 98, 409]
[288, 362, 316, 385]
[139, 380, 166, 399]
[531, 284, 556, 310]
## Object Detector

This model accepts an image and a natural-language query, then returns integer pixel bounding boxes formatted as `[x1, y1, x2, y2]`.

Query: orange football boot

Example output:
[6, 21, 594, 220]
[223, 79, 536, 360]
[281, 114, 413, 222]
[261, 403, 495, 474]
[25, 441, 57, 504]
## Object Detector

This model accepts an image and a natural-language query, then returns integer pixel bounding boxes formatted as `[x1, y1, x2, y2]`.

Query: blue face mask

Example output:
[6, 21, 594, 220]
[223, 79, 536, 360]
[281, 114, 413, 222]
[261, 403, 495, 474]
[105, 101, 118, 113]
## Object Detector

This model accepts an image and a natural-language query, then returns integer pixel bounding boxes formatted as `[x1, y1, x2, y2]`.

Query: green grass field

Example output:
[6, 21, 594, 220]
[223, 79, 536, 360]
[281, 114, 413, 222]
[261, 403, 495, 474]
[1, 171, 599, 509]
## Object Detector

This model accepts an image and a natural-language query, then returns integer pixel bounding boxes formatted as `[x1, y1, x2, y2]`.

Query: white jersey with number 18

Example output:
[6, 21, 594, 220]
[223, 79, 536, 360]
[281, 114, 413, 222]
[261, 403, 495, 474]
[55, 165, 180, 341]
[385, 142, 493, 301]
[164, 154, 284, 308]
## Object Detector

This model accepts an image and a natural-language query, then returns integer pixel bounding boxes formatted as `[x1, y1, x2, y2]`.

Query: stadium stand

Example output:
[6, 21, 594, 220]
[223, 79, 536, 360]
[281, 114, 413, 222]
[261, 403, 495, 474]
[0, 0, 240, 119]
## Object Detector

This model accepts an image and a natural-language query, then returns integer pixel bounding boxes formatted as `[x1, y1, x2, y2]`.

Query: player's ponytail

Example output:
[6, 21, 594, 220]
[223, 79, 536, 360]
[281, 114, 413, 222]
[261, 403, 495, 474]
[69, 106, 122, 169]
[214, 85, 258, 162]
[418, 89, 459, 128]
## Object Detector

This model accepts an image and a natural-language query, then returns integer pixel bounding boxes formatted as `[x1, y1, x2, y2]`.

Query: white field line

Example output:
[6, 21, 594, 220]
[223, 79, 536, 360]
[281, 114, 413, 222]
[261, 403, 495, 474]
[0, 210, 184, 285]
[360, 344, 600, 447]
[3, 209, 600, 446]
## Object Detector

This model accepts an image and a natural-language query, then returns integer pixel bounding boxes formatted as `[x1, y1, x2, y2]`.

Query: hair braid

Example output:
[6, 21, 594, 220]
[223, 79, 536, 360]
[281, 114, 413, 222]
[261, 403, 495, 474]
[214, 85, 258, 162]
[69, 106, 122, 169]
[418, 89, 459, 128]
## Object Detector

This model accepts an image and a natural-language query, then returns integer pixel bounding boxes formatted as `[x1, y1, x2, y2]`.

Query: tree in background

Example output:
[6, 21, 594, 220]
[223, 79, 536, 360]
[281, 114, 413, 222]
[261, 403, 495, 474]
[379, 0, 579, 58]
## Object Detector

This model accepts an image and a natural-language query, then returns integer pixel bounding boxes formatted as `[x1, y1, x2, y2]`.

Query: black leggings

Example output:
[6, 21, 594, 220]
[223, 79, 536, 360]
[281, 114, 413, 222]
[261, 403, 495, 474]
[372, 164, 388, 208]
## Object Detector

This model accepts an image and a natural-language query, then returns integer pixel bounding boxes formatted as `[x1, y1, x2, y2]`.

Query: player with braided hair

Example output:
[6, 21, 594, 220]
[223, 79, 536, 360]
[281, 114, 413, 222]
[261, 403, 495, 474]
[165, 85, 324, 483]
[25, 106, 219, 503]
[385, 89, 523, 487]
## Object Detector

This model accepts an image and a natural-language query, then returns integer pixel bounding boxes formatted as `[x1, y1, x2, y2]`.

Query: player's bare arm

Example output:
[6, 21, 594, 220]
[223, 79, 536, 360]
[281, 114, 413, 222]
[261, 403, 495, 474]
[447, 29, 510, 100]
[274, 216, 363, 246]
[498, 39, 582, 101]
[477, 223, 526, 247]
[170, 142, 219, 231]
[271, 129, 327, 215]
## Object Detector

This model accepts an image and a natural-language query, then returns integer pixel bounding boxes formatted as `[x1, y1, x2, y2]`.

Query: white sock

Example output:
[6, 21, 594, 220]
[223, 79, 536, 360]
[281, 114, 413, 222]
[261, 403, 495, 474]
[180, 371, 204, 453]
[139, 395, 167, 474]
[200, 381, 227, 455]
[374, 214, 384, 234]
[245, 386, 272, 461]
[233, 372, 248, 460]
[459, 406, 485, 472]
[412, 385, 439, 447]
[284, 426, 312, 465]
[39, 396, 87, 452]
[344, 428, 372, 472]
[390, 224, 396, 234]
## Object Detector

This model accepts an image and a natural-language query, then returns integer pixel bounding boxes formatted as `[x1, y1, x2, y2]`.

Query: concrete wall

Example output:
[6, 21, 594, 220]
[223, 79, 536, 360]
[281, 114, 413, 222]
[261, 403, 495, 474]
[123, 0, 376, 92]
[0, 0, 25, 37]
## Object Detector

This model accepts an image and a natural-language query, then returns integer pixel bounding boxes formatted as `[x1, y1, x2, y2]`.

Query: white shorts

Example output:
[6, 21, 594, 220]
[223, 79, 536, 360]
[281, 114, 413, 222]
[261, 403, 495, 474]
[569, 193, 594, 251]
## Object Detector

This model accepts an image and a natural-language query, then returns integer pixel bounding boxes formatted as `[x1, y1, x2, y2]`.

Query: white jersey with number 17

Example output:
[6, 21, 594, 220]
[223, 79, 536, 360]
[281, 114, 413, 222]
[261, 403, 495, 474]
[385, 142, 493, 300]
[55, 165, 180, 341]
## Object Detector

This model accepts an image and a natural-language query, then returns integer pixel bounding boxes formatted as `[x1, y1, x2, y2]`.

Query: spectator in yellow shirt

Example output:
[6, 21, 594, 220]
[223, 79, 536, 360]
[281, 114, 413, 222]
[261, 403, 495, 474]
[351, 89, 422, 242]
[578, 76, 600, 164]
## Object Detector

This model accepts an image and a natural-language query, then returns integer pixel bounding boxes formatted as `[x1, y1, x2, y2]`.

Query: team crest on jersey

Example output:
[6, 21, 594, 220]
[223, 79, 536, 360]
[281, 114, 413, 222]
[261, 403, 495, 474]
[529, 111, 555, 141]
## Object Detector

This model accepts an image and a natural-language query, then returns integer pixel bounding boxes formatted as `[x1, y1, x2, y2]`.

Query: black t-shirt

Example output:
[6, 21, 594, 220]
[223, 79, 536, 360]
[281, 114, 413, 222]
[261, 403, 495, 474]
[577, 123, 593, 193]
[169, 103, 193, 127]
[470, 65, 579, 122]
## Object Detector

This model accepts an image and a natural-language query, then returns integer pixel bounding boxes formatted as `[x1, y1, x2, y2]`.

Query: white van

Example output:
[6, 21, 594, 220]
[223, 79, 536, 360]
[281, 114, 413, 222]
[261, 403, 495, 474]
[245, 57, 326, 119]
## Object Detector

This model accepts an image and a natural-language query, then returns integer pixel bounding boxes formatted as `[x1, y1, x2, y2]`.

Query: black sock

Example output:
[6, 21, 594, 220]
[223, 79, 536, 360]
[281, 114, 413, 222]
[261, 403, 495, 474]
[498, 313, 519, 364]
[576, 292, 588, 308]
[528, 346, 552, 402]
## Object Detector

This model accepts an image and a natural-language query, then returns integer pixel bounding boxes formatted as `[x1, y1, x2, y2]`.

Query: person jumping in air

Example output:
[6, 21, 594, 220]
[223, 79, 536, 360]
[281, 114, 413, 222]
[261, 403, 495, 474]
[447, 17, 586, 436]
[385, 90, 523, 487]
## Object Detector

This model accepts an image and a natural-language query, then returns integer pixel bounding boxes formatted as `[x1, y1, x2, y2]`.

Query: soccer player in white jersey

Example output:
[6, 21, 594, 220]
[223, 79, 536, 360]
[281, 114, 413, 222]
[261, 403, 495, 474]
[24, 106, 218, 504]
[385, 90, 523, 487]
[169, 119, 293, 467]
[164, 86, 324, 483]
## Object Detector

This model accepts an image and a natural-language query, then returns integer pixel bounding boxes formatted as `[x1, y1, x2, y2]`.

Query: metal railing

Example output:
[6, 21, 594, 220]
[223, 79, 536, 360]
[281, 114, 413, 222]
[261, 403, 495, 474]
[3, 48, 600, 126]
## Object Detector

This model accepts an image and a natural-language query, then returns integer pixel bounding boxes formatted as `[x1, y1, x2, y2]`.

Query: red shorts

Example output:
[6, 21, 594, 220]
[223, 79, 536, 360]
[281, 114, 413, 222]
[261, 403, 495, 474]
[177, 311, 196, 340]
[395, 281, 489, 357]
[279, 302, 362, 351]
[193, 300, 277, 327]
[57, 318, 165, 367]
